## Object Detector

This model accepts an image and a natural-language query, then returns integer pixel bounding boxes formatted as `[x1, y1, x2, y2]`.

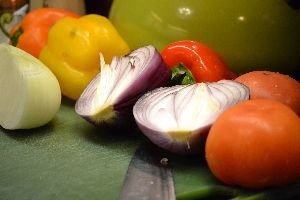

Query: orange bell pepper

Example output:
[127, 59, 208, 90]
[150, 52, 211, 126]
[10, 8, 80, 58]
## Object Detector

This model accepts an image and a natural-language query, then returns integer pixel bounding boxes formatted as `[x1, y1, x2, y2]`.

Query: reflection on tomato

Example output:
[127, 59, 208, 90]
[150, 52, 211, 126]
[205, 99, 300, 189]
[109, 0, 300, 74]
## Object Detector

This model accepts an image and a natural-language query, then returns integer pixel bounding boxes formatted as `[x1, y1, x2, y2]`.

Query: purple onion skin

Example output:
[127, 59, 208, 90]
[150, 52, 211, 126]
[75, 46, 171, 129]
[112, 46, 171, 127]
[135, 120, 211, 155]
[132, 81, 250, 154]
[114, 46, 171, 111]
[84, 110, 136, 133]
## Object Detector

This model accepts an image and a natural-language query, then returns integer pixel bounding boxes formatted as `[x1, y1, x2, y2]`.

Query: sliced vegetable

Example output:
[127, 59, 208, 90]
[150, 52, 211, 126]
[0, 44, 61, 130]
[235, 71, 300, 115]
[161, 40, 236, 83]
[133, 80, 249, 154]
[75, 45, 170, 127]
[206, 99, 300, 189]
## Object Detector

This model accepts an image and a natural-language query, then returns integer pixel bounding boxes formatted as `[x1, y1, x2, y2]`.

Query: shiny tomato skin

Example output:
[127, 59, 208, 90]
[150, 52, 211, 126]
[161, 40, 236, 82]
[205, 99, 300, 189]
[235, 71, 300, 116]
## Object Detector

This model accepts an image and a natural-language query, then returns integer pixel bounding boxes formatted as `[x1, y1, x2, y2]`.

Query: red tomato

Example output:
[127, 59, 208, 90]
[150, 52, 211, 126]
[235, 71, 300, 116]
[161, 40, 236, 82]
[205, 99, 300, 189]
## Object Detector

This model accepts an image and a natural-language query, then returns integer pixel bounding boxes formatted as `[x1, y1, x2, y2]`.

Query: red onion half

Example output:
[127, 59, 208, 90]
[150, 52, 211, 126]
[75, 45, 170, 127]
[133, 80, 250, 154]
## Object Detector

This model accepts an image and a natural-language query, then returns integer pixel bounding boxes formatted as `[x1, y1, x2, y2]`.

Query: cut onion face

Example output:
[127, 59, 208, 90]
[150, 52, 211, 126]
[75, 45, 170, 126]
[133, 80, 250, 154]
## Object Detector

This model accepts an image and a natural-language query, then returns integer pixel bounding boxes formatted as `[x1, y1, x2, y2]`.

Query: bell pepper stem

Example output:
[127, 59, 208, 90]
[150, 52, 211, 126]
[0, 12, 13, 38]
[10, 28, 22, 46]
[171, 63, 196, 85]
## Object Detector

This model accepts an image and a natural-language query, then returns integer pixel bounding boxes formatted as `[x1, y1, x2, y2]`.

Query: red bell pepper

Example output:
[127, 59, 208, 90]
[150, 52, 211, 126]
[161, 40, 236, 84]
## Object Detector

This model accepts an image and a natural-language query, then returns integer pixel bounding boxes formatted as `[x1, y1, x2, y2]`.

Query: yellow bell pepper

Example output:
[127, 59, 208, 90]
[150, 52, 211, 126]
[39, 14, 130, 100]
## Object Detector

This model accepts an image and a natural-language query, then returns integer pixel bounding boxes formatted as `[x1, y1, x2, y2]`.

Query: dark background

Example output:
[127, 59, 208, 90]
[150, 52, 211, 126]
[85, 0, 113, 16]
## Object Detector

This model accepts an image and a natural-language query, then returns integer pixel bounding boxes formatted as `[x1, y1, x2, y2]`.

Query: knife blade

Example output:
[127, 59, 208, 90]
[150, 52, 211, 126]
[119, 142, 176, 200]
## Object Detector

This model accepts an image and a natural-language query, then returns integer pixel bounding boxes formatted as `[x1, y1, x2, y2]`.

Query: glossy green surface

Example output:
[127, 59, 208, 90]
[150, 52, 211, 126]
[0, 100, 299, 199]
[109, 0, 300, 74]
[0, 100, 141, 200]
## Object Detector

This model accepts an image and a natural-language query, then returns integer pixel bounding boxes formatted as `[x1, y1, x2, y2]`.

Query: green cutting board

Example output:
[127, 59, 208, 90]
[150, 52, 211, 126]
[1, 99, 299, 200]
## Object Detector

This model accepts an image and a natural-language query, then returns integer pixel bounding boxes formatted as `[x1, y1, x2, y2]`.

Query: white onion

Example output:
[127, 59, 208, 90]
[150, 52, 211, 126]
[0, 44, 61, 130]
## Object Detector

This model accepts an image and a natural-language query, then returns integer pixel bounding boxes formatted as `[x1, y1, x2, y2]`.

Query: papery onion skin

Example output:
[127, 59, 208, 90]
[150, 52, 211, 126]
[133, 81, 249, 154]
[114, 46, 171, 110]
[0, 44, 61, 130]
[75, 45, 171, 128]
